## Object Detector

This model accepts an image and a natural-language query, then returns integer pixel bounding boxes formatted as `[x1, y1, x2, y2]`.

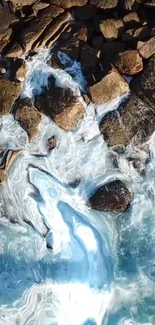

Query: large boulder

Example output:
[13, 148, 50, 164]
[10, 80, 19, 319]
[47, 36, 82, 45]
[88, 180, 132, 213]
[15, 98, 42, 140]
[99, 93, 155, 148]
[0, 76, 21, 116]
[88, 65, 129, 105]
[35, 76, 85, 131]
[114, 50, 143, 75]
[100, 19, 124, 40]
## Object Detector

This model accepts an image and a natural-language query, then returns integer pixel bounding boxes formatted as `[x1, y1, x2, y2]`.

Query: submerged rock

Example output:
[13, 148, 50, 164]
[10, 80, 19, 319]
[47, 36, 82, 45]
[0, 76, 21, 116]
[15, 98, 42, 140]
[35, 76, 85, 131]
[88, 65, 129, 105]
[88, 180, 132, 213]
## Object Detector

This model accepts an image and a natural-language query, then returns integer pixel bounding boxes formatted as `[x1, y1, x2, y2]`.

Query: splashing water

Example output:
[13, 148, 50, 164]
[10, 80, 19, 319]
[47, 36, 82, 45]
[0, 49, 155, 325]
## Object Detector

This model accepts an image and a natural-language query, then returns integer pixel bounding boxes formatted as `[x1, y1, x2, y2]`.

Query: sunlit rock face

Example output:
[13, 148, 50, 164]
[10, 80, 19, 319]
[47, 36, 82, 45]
[0, 49, 155, 325]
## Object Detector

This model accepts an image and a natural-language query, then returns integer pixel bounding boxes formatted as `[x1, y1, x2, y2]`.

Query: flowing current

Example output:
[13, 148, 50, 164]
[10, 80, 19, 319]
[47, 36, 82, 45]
[0, 49, 155, 325]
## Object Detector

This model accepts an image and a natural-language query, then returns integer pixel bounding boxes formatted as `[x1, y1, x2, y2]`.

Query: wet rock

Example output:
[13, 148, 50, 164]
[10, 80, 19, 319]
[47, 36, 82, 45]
[137, 36, 155, 58]
[122, 26, 150, 41]
[123, 12, 140, 28]
[47, 0, 88, 8]
[88, 180, 132, 213]
[47, 136, 56, 150]
[59, 37, 81, 60]
[12, 59, 26, 80]
[100, 19, 124, 40]
[0, 76, 21, 116]
[131, 53, 155, 107]
[75, 5, 97, 20]
[50, 53, 64, 70]
[35, 77, 85, 131]
[15, 98, 41, 140]
[92, 35, 104, 49]
[88, 65, 129, 105]
[99, 94, 155, 148]
[114, 50, 143, 75]
[89, 0, 118, 9]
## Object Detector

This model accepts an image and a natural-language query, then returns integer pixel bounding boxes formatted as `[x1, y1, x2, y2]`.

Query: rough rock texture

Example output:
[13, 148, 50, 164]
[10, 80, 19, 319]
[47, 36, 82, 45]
[144, 0, 155, 7]
[123, 12, 140, 28]
[15, 98, 42, 140]
[88, 66, 129, 105]
[35, 77, 85, 131]
[10, 0, 36, 8]
[89, 0, 118, 9]
[100, 94, 155, 148]
[59, 37, 81, 60]
[137, 37, 155, 58]
[0, 76, 21, 116]
[47, 0, 88, 8]
[122, 26, 150, 41]
[88, 180, 132, 213]
[114, 50, 143, 75]
[100, 19, 124, 40]
[131, 54, 155, 106]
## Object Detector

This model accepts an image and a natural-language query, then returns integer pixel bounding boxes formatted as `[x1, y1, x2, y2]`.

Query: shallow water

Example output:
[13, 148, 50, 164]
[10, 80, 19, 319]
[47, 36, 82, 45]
[0, 49, 155, 325]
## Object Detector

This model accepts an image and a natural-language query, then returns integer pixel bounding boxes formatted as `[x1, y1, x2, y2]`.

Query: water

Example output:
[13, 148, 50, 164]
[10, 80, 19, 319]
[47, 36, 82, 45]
[0, 49, 155, 325]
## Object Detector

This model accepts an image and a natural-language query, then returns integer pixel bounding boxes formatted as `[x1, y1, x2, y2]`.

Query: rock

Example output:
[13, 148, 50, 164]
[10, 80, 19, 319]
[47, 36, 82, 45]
[144, 0, 155, 8]
[35, 77, 85, 131]
[0, 76, 21, 116]
[10, 0, 36, 8]
[99, 93, 155, 148]
[50, 53, 64, 70]
[122, 26, 150, 41]
[47, 136, 56, 150]
[80, 42, 100, 70]
[101, 41, 126, 67]
[47, 0, 88, 8]
[0, 169, 5, 183]
[75, 5, 97, 20]
[0, 3, 18, 36]
[88, 180, 132, 213]
[0, 28, 12, 53]
[89, 0, 118, 9]
[32, 2, 50, 16]
[74, 26, 88, 42]
[123, 0, 142, 11]
[92, 35, 104, 49]
[0, 67, 6, 74]
[34, 11, 71, 50]
[59, 37, 81, 60]
[137, 36, 155, 58]
[12, 59, 26, 80]
[6, 5, 64, 56]
[114, 50, 143, 75]
[123, 12, 140, 28]
[88, 65, 129, 105]
[131, 53, 155, 107]
[100, 19, 124, 40]
[15, 98, 42, 140]
[6, 42, 23, 58]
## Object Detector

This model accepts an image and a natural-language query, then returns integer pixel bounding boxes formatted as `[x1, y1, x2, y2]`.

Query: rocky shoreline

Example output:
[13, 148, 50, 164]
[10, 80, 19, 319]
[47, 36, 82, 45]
[1, 0, 155, 214]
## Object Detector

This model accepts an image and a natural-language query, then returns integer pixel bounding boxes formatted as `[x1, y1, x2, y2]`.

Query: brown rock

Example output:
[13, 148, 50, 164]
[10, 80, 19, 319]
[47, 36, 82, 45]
[88, 180, 132, 213]
[0, 169, 5, 184]
[131, 53, 155, 107]
[10, 0, 36, 8]
[88, 66, 129, 105]
[0, 28, 12, 53]
[12, 59, 26, 80]
[32, 2, 50, 16]
[50, 53, 64, 70]
[123, 12, 140, 28]
[75, 5, 97, 20]
[46, 0, 88, 8]
[7, 5, 64, 56]
[100, 19, 124, 40]
[0, 76, 21, 116]
[114, 50, 143, 75]
[122, 26, 150, 41]
[92, 35, 104, 49]
[59, 37, 81, 60]
[0, 67, 6, 74]
[99, 93, 155, 148]
[144, 0, 155, 8]
[74, 26, 88, 42]
[89, 0, 118, 9]
[34, 11, 71, 50]
[137, 37, 155, 58]
[35, 76, 85, 131]
[0, 3, 18, 36]
[15, 98, 42, 140]
[123, 0, 142, 11]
